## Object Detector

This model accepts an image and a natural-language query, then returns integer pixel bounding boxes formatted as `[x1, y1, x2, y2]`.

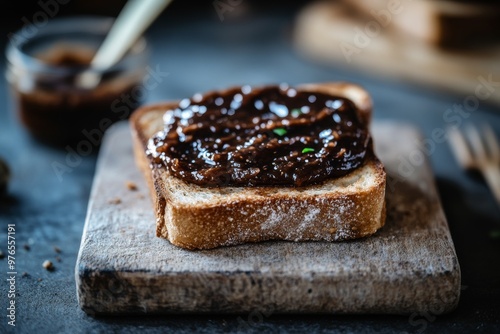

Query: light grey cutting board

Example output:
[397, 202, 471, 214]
[76, 121, 461, 315]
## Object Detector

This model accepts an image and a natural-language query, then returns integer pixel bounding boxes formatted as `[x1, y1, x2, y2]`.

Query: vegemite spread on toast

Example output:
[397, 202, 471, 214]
[147, 85, 370, 187]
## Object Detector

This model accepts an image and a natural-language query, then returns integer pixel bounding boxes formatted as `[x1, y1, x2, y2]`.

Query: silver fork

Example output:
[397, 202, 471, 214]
[447, 124, 500, 206]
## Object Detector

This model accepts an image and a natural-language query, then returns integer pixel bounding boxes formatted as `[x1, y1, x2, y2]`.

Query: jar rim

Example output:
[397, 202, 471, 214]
[6, 15, 149, 76]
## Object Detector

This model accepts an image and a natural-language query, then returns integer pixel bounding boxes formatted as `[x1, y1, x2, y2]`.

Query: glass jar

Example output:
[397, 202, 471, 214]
[6, 16, 149, 145]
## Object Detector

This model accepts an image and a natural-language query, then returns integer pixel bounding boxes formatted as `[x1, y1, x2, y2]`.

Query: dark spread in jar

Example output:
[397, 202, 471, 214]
[15, 44, 141, 145]
[147, 85, 371, 187]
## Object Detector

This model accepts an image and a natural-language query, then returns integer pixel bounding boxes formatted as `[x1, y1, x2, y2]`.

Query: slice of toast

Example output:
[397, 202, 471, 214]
[130, 83, 386, 250]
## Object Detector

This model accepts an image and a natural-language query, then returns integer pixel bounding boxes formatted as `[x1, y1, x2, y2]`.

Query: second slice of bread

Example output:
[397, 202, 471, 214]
[131, 83, 386, 250]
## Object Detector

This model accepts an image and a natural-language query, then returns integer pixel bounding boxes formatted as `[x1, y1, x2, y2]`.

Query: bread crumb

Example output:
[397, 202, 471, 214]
[126, 181, 138, 191]
[37, 278, 43, 282]
[55, 256, 62, 263]
[22, 272, 29, 278]
[54, 246, 61, 253]
[23, 244, 30, 251]
[108, 197, 122, 205]
[42, 260, 54, 271]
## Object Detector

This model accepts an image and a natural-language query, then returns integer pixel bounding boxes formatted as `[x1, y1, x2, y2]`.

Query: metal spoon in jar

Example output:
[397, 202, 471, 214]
[76, 0, 173, 89]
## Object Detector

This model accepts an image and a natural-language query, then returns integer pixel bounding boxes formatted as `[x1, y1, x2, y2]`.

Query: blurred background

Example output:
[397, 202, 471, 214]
[1, 1, 500, 332]
[3, 0, 500, 102]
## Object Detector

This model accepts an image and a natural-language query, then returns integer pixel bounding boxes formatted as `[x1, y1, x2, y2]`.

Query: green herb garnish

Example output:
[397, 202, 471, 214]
[302, 147, 315, 154]
[489, 229, 500, 239]
[273, 128, 287, 136]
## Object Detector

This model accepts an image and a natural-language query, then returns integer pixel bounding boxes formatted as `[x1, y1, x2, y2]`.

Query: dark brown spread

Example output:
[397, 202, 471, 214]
[147, 85, 370, 187]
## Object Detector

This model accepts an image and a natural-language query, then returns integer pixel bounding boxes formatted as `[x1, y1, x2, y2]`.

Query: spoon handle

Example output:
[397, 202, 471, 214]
[92, 0, 173, 69]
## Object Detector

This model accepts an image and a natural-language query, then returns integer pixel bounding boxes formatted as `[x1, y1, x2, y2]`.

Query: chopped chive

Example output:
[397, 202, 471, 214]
[302, 147, 315, 154]
[273, 128, 287, 136]
[489, 229, 500, 239]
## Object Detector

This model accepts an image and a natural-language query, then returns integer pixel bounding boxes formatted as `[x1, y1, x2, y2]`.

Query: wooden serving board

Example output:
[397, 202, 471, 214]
[76, 121, 461, 315]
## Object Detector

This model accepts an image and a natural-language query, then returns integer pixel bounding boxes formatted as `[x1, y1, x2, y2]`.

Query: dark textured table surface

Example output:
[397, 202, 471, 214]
[1, 6, 500, 334]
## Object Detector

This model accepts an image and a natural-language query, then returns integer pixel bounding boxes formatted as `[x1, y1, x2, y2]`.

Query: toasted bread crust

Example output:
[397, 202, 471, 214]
[130, 83, 386, 250]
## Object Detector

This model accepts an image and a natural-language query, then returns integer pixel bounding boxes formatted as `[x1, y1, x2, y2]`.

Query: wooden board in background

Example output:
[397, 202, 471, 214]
[294, 1, 500, 106]
[76, 122, 460, 315]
